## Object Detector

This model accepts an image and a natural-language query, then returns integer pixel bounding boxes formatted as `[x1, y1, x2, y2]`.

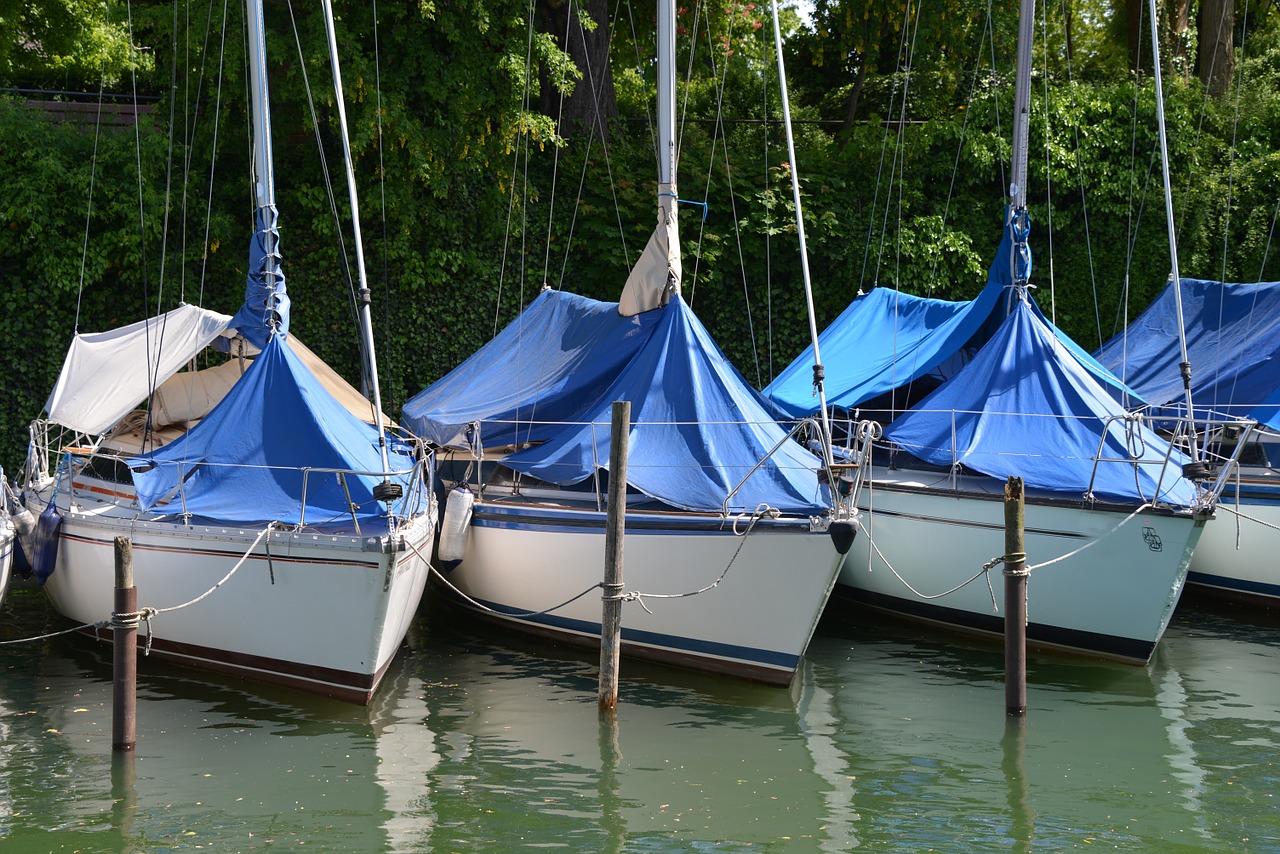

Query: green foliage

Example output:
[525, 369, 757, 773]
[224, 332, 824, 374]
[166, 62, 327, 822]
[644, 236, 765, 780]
[0, 0, 151, 90]
[0, 0, 1278, 477]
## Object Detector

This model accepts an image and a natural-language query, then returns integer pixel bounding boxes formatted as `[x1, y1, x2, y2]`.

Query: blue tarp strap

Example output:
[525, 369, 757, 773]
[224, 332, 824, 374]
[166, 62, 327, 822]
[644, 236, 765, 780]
[660, 193, 709, 221]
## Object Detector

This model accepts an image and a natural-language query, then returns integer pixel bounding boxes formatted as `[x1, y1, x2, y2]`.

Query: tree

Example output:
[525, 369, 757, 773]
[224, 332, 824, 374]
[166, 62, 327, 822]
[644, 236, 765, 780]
[0, 0, 147, 91]
[538, 0, 617, 141]
[1199, 0, 1234, 96]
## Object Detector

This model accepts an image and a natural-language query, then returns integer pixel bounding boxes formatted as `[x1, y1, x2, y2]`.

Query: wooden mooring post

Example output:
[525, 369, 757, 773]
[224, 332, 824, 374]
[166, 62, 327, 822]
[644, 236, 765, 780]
[112, 536, 137, 751]
[599, 400, 630, 711]
[1004, 476, 1028, 717]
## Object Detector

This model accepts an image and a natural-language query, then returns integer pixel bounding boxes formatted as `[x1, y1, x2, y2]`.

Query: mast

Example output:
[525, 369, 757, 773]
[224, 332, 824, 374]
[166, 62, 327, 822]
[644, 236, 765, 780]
[657, 0, 677, 244]
[768, 0, 835, 472]
[1007, 0, 1035, 302]
[619, 0, 682, 316]
[1147, 0, 1202, 465]
[319, 0, 399, 492]
[245, 0, 274, 222]
[238, 0, 288, 342]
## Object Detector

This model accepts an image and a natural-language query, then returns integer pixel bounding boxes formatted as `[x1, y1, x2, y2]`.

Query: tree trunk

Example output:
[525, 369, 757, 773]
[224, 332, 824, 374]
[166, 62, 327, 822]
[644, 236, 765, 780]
[539, 0, 617, 143]
[841, 59, 868, 130]
[1198, 0, 1235, 98]
[1167, 0, 1192, 74]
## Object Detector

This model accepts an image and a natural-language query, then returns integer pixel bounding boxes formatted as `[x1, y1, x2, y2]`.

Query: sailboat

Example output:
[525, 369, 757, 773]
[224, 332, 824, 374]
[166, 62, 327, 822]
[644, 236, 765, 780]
[1096, 277, 1278, 603]
[400, 0, 846, 687]
[17, 0, 436, 703]
[765, 0, 1236, 662]
[0, 477, 12, 610]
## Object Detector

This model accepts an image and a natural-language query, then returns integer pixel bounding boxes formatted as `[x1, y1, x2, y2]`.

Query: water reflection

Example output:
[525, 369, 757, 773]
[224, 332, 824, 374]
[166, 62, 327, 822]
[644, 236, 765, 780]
[420, 625, 850, 851]
[0, 599, 439, 852]
[3, 582, 1279, 850]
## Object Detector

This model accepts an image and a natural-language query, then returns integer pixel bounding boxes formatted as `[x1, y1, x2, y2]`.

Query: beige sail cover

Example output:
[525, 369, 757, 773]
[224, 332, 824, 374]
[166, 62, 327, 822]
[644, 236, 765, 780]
[619, 196, 682, 317]
[147, 335, 391, 429]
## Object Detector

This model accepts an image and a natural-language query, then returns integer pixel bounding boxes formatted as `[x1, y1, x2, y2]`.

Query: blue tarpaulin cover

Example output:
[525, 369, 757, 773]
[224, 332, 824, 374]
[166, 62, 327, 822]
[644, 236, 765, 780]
[885, 298, 1195, 506]
[1094, 278, 1280, 430]
[762, 280, 1005, 418]
[402, 289, 661, 449]
[228, 204, 290, 349]
[764, 212, 1134, 416]
[405, 291, 827, 515]
[129, 335, 414, 526]
[502, 296, 827, 514]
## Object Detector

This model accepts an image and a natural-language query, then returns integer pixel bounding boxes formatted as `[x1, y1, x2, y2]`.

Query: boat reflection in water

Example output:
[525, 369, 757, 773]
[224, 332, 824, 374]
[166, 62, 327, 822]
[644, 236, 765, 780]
[0, 620, 439, 852]
[813, 608, 1280, 849]
[3, 591, 1278, 850]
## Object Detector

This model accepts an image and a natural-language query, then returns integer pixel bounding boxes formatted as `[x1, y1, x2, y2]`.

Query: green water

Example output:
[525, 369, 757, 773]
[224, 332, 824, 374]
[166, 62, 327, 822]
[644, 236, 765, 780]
[1, 579, 1277, 852]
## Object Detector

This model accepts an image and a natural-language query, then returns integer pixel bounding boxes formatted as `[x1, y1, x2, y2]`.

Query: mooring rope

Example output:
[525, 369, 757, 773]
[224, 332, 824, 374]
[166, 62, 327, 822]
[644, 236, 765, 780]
[406, 503, 776, 619]
[852, 495, 1157, 611]
[405, 534, 603, 618]
[1217, 502, 1280, 534]
[857, 515, 999, 608]
[0, 522, 278, 652]
[1021, 502, 1152, 572]
[621, 503, 776, 615]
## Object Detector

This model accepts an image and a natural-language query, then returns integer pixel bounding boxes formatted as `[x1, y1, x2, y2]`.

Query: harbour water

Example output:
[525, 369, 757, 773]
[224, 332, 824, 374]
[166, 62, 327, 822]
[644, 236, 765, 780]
[2, 578, 1278, 852]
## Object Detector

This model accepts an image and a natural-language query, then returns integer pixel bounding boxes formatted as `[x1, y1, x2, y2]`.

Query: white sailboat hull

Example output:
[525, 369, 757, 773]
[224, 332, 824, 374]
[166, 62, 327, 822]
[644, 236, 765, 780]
[29, 477, 433, 704]
[439, 497, 841, 686]
[1186, 478, 1280, 603]
[838, 468, 1204, 662]
[0, 517, 12, 610]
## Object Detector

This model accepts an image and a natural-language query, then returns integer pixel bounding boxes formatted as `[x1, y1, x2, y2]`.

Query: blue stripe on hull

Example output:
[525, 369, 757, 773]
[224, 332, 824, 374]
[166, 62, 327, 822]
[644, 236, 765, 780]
[831, 583, 1157, 663]
[445, 590, 800, 672]
[1187, 571, 1280, 603]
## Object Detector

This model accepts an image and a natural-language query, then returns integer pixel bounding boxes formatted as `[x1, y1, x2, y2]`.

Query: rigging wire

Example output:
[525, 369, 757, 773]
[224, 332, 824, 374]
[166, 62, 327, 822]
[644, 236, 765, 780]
[1055, 0, 1102, 349]
[284, 0, 362, 347]
[493, 1, 538, 335]
[868, 2, 916, 294]
[890, 5, 924, 299]
[1038, 0, 1056, 322]
[74, 61, 106, 336]
[924, 0, 997, 295]
[1218, 0, 1259, 414]
[372, 0, 394, 409]
[157, 0, 179, 306]
[762, 24, 774, 388]
[1260, 197, 1280, 281]
[196, 0, 230, 310]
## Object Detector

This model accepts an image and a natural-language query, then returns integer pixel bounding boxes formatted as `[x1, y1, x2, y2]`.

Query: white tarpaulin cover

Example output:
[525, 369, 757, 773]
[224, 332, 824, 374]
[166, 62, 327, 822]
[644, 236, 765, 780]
[44, 304, 233, 435]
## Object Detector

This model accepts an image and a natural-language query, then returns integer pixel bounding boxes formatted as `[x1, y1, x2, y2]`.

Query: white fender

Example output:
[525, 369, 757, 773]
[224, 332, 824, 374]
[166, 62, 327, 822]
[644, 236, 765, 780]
[438, 484, 475, 564]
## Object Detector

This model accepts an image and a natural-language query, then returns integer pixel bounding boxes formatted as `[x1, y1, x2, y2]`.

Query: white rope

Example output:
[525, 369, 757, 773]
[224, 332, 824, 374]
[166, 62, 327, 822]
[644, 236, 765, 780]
[855, 515, 999, 608]
[406, 533, 603, 618]
[623, 504, 776, 614]
[1024, 502, 1152, 572]
[1217, 502, 1280, 533]
[0, 623, 99, 646]
[0, 523, 278, 650]
[146, 522, 279, 616]
[407, 504, 776, 618]
[852, 488, 1157, 608]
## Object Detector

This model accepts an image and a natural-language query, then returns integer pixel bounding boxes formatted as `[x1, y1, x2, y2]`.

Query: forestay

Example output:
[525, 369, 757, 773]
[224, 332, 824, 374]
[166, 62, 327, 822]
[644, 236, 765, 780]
[885, 298, 1196, 506]
[128, 335, 416, 527]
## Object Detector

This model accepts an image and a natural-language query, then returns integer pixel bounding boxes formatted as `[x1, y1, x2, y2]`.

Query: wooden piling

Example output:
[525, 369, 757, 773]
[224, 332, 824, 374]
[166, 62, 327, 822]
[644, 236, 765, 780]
[599, 400, 631, 711]
[112, 536, 137, 751]
[1004, 476, 1027, 717]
